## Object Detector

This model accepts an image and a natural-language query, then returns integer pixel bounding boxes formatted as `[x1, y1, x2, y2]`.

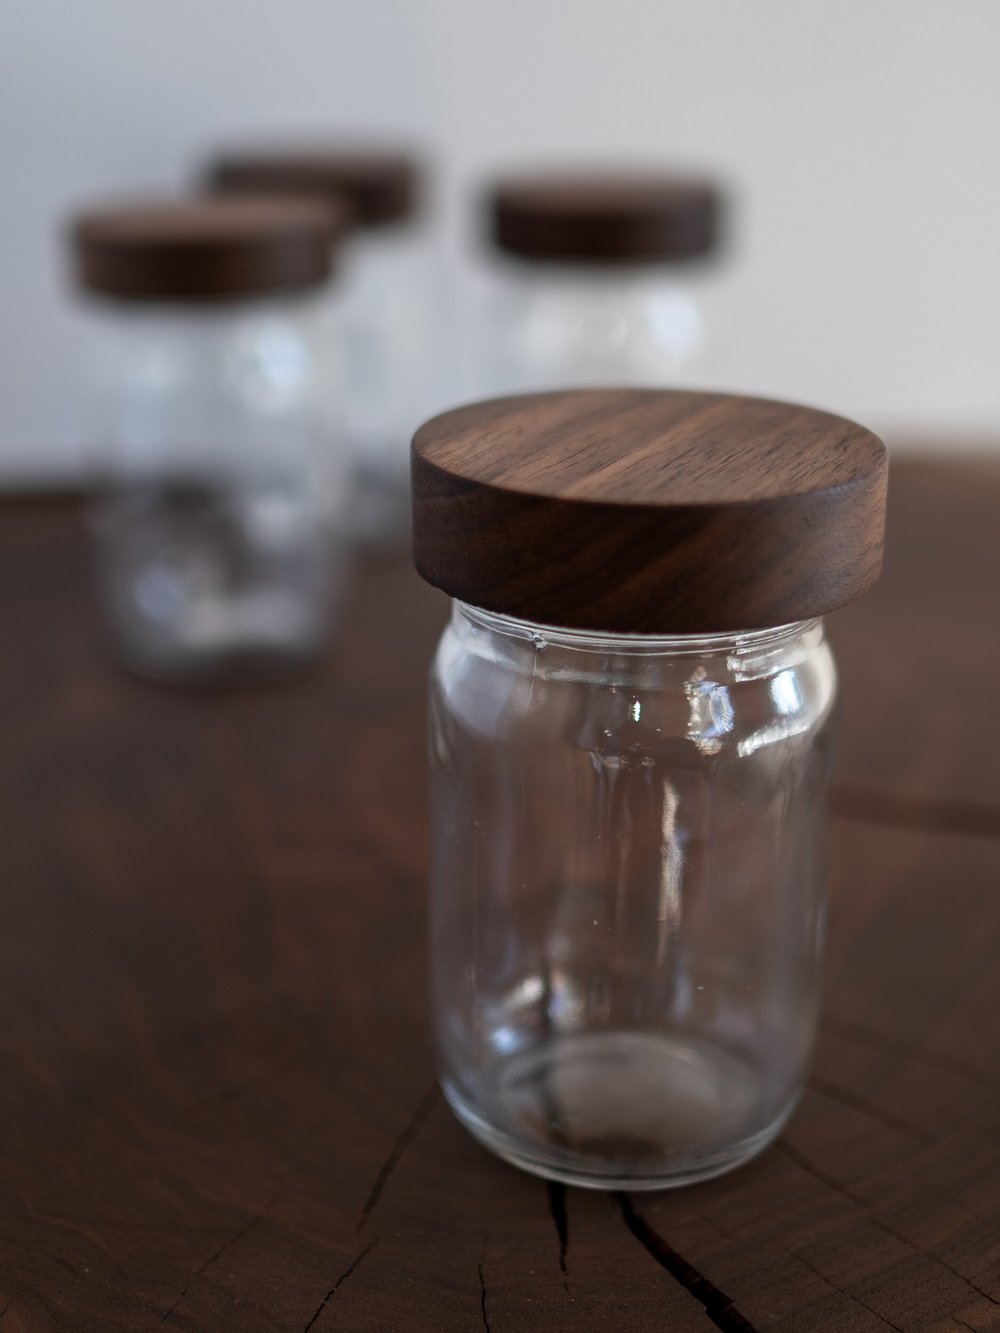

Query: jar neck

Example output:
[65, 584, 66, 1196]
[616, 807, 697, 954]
[84, 288, 326, 328]
[454, 601, 821, 660]
[496, 253, 716, 288]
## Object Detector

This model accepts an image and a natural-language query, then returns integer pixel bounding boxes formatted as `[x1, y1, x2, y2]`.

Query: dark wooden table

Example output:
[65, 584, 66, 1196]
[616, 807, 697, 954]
[1, 459, 999, 1332]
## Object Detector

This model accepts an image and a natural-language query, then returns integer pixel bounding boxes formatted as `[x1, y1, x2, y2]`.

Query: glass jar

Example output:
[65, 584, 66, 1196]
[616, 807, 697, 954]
[431, 607, 836, 1189]
[205, 146, 429, 545]
[70, 195, 346, 685]
[479, 173, 724, 396]
[412, 388, 888, 1191]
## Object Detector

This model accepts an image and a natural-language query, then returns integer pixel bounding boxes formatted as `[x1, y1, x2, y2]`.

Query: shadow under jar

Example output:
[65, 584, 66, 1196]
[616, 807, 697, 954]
[412, 388, 887, 1190]
[70, 195, 347, 685]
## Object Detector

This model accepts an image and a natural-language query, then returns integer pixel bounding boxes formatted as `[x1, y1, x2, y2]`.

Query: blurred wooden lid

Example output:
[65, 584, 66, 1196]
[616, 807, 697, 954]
[71, 195, 339, 302]
[490, 173, 721, 263]
[206, 145, 419, 227]
[412, 388, 887, 634]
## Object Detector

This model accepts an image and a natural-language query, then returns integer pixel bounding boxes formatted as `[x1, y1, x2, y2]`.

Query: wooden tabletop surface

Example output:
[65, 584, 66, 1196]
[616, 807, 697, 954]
[1, 458, 998, 1332]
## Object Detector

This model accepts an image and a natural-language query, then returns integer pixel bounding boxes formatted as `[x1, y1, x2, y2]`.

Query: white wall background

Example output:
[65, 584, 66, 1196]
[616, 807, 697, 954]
[3, 0, 999, 483]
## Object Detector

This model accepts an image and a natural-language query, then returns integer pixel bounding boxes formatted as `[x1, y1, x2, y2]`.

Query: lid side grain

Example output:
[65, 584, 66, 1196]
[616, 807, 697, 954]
[491, 174, 721, 263]
[206, 147, 419, 227]
[71, 196, 337, 302]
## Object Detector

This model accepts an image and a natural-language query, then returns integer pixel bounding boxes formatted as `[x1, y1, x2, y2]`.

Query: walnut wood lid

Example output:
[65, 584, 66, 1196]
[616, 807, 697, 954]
[490, 173, 721, 263]
[412, 389, 887, 634]
[205, 146, 418, 227]
[71, 195, 339, 302]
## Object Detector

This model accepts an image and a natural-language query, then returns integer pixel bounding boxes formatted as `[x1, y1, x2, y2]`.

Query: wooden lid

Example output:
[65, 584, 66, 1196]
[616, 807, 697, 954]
[71, 195, 339, 302]
[490, 173, 721, 263]
[412, 389, 887, 634]
[205, 146, 419, 227]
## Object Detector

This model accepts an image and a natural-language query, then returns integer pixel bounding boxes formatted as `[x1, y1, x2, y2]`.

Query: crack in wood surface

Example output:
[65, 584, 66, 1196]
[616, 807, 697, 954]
[478, 1252, 491, 1333]
[807, 1073, 935, 1144]
[614, 1193, 758, 1332]
[857, 1307, 904, 1333]
[302, 1237, 378, 1332]
[693, 1204, 907, 1332]
[357, 1084, 439, 1230]
[775, 1236, 905, 1331]
[778, 1142, 1000, 1310]
[820, 1016, 1000, 1093]
[546, 1180, 570, 1291]
[158, 1209, 267, 1325]
[832, 785, 1000, 843]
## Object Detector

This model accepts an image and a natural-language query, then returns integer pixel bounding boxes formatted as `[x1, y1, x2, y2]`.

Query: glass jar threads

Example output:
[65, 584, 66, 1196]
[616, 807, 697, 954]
[412, 388, 887, 1191]
[480, 173, 724, 395]
[206, 145, 427, 544]
[70, 195, 345, 684]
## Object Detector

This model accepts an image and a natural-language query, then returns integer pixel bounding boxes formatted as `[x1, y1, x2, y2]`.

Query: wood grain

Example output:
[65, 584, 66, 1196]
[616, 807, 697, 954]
[0, 460, 997, 1331]
[412, 388, 888, 633]
[830, 457, 1000, 809]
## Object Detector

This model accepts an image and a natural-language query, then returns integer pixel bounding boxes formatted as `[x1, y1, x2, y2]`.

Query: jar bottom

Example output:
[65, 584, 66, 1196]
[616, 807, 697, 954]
[95, 481, 339, 685]
[442, 1030, 797, 1191]
[107, 588, 332, 686]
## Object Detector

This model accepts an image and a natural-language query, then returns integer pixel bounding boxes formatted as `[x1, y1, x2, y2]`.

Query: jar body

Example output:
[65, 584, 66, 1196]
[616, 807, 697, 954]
[480, 260, 716, 395]
[340, 226, 435, 543]
[429, 603, 838, 1190]
[85, 296, 346, 683]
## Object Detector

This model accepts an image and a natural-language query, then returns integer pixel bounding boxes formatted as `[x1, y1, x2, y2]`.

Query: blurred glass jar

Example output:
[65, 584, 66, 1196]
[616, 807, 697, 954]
[70, 195, 347, 685]
[205, 146, 428, 545]
[412, 389, 887, 1191]
[479, 172, 724, 394]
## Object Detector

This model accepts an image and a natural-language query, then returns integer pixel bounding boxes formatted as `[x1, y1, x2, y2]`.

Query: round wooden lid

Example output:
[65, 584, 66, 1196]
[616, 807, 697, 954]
[412, 389, 887, 634]
[71, 195, 340, 302]
[490, 173, 721, 263]
[205, 146, 419, 227]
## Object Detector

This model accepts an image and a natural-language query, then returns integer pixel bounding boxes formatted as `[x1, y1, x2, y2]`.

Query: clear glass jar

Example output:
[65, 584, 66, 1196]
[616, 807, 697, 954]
[72, 196, 346, 684]
[412, 387, 887, 1191]
[429, 604, 837, 1190]
[485, 261, 715, 394]
[338, 221, 434, 541]
[479, 173, 724, 396]
[204, 147, 430, 546]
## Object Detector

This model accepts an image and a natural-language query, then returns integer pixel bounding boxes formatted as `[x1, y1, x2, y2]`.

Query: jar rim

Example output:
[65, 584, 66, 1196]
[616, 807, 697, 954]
[456, 600, 820, 656]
